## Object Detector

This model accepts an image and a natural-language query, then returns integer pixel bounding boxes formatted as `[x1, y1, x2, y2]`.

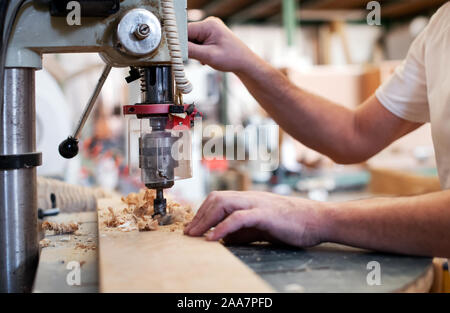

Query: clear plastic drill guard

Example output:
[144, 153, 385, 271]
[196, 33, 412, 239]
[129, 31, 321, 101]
[127, 117, 192, 186]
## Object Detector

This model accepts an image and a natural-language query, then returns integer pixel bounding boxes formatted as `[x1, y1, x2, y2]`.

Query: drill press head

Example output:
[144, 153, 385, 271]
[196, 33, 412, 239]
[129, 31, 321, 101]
[116, 4, 197, 225]
[51, 3, 196, 225]
[124, 66, 198, 225]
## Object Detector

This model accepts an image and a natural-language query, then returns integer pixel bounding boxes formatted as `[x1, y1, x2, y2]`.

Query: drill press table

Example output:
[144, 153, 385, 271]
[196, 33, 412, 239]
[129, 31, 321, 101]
[33, 212, 433, 293]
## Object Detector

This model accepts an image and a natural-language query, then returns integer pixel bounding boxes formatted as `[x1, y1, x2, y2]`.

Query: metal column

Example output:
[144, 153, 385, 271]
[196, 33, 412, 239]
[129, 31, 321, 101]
[0, 68, 39, 292]
[282, 0, 298, 47]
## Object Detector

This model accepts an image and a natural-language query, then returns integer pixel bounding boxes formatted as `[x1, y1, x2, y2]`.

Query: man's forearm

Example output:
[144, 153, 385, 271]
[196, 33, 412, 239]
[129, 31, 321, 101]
[319, 191, 450, 257]
[236, 57, 368, 163]
[189, 18, 421, 163]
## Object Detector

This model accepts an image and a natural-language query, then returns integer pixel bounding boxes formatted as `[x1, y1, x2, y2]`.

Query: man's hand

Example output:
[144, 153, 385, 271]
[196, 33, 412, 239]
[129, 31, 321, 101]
[188, 17, 259, 73]
[184, 191, 326, 247]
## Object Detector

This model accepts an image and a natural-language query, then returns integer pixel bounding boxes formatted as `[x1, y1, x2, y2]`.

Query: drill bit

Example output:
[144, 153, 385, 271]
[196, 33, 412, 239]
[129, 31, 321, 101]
[152, 188, 172, 225]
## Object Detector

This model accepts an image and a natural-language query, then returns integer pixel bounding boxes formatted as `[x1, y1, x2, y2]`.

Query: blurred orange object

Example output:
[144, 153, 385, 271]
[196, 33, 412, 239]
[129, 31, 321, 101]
[202, 158, 229, 173]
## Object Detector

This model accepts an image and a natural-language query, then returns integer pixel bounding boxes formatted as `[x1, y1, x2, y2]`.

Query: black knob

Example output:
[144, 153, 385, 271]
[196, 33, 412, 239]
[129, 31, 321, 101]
[58, 136, 79, 159]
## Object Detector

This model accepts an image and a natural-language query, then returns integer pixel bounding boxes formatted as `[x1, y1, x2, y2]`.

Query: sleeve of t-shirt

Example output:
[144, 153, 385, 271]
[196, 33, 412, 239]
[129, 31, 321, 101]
[375, 24, 430, 123]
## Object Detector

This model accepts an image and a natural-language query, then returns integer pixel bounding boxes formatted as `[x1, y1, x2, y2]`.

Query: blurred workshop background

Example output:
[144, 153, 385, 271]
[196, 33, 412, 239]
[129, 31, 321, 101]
[37, 0, 444, 208]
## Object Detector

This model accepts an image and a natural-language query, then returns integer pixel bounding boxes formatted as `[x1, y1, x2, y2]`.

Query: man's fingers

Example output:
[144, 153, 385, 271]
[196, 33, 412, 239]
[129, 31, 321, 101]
[184, 197, 211, 234]
[184, 191, 220, 234]
[186, 191, 241, 236]
[186, 195, 232, 236]
[188, 17, 224, 43]
[188, 42, 212, 63]
[206, 210, 261, 241]
[188, 21, 211, 43]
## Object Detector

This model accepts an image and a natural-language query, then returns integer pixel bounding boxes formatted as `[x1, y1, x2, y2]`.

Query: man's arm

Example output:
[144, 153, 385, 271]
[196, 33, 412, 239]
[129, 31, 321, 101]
[323, 191, 450, 257]
[186, 17, 450, 258]
[184, 190, 450, 258]
[188, 17, 422, 163]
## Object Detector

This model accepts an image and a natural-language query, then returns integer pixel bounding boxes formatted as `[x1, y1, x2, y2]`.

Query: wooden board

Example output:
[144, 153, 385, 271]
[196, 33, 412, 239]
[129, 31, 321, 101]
[368, 167, 441, 196]
[33, 212, 99, 293]
[97, 198, 273, 293]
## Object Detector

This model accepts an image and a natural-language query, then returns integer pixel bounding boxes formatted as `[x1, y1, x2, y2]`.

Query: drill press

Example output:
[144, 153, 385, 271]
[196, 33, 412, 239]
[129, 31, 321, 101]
[0, 0, 195, 292]
[121, 65, 199, 224]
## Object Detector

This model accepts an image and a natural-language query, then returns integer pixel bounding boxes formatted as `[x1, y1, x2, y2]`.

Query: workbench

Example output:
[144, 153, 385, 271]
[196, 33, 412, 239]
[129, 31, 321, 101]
[33, 212, 434, 293]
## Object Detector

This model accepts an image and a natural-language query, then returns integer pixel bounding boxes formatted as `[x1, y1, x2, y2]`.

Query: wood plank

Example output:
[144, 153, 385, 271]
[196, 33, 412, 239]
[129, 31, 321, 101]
[97, 198, 273, 293]
[381, 0, 447, 18]
[33, 212, 99, 293]
[302, 0, 386, 10]
[203, 0, 256, 19]
[368, 167, 441, 196]
[229, 0, 281, 23]
[187, 0, 210, 10]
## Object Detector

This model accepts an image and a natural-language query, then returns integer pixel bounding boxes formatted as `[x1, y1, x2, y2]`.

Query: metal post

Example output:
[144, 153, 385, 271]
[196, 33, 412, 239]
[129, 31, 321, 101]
[0, 68, 38, 292]
[282, 0, 298, 47]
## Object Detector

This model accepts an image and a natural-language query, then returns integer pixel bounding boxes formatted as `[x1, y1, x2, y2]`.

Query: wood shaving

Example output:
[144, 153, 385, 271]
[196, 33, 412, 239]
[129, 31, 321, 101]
[137, 216, 159, 231]
[39, 238, 53, 248]
[104, 207, 127, 228]
[76, 242, 97, 251]
[42, 221, 79, 235]
[133, 204, 150, 217]
[100, 189, 193, 233]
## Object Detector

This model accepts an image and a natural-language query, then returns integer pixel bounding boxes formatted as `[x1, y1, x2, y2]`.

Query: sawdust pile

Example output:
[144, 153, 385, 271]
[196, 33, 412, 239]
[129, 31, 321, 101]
[42, 221, 79, 235]
[99, 189, 193, 233]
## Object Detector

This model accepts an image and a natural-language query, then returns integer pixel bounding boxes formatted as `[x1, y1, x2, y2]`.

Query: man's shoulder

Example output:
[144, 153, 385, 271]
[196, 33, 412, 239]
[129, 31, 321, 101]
[423, 2, 450, 47]
[428, 2, 450, 27]
[434, 1, 450, 14]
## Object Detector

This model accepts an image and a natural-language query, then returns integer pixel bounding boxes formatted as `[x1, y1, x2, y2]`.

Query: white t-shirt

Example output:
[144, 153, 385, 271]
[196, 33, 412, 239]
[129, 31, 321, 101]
[375, 2, 450, 189]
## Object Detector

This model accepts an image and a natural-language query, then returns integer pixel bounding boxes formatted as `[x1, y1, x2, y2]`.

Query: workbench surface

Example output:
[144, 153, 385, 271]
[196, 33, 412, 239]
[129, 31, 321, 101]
[33, 212, 433, 293]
